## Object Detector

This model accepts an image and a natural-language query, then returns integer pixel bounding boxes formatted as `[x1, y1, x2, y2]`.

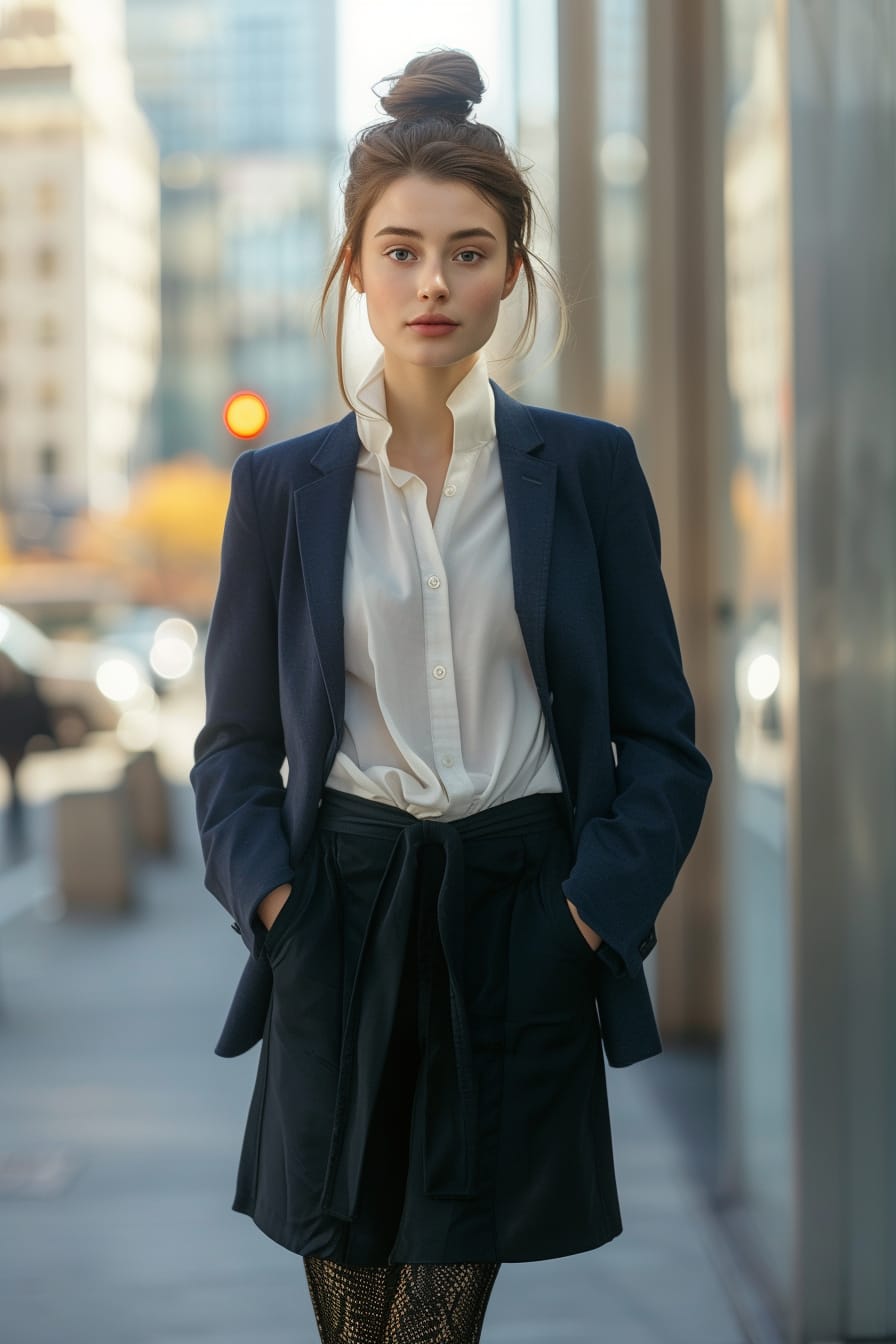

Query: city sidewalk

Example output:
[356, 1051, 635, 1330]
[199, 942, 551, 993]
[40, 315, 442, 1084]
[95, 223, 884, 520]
[0, 781, 777, 1344]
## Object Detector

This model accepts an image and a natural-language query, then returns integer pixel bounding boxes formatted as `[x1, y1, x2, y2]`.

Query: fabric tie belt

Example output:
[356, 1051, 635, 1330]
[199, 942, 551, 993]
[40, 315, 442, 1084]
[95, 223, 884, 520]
[314, 785, 568, 1223]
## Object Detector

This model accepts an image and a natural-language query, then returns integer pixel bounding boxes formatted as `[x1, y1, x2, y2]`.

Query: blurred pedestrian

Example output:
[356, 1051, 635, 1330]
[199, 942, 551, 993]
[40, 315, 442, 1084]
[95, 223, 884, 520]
[0, 651, 55, 860]
[191, 48, 712, 1344]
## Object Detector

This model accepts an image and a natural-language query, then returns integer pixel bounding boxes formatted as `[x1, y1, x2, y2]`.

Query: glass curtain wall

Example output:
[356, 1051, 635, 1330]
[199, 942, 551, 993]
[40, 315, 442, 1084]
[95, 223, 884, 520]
[597, 0, 647, 438]
[720, 0, 794, 1300]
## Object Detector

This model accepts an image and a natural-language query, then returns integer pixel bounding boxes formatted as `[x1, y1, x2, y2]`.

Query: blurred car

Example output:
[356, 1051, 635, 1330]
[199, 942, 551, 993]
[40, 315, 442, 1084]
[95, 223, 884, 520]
[0, 604, 159, 750]
[93, 605, 200, 697]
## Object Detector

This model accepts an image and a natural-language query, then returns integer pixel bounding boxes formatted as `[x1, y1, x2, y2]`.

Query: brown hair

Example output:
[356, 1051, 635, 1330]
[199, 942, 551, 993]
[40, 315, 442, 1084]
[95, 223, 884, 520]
[315, 48, 569, 409]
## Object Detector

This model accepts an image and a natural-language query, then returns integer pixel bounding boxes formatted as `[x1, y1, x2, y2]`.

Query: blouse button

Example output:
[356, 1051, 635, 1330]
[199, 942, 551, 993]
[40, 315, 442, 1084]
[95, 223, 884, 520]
[442, 755, 454, 767]
[427, 575, 441, 588]
[443, 483, 457, 496]
[432, 664, 447, 679]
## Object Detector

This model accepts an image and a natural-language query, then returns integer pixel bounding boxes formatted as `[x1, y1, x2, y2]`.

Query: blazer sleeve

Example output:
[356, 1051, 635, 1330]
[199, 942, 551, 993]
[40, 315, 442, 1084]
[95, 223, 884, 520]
[189, 447, 294, 960]
[561, 425, 713, 980]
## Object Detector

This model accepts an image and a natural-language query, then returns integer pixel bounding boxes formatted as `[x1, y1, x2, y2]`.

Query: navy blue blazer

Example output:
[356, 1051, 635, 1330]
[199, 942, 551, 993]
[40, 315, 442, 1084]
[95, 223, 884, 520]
[190, 380, 712, 1067]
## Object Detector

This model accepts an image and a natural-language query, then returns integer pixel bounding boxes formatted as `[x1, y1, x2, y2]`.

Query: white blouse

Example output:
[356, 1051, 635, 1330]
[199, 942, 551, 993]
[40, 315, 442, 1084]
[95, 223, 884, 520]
[322, 346, 563, 819]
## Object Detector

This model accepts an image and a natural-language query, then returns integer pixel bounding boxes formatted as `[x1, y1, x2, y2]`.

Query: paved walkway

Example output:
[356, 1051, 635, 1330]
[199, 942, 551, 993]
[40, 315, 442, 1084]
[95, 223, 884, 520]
[0, 781, 780, 1344]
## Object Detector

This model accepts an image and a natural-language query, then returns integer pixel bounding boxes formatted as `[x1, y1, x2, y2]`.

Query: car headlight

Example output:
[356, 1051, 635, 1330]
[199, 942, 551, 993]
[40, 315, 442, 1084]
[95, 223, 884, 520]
[149, 636, 194, 680]
[95, 658, 143, 703]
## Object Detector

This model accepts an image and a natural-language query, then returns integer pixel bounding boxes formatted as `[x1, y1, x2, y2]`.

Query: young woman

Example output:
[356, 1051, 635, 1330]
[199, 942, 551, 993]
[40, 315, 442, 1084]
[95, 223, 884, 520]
[191, 48, 712, 1344]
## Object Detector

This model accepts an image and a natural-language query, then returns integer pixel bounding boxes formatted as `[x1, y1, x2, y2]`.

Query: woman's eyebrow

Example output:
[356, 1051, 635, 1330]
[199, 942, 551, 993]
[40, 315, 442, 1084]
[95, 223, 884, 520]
[373, 226, 498, 241]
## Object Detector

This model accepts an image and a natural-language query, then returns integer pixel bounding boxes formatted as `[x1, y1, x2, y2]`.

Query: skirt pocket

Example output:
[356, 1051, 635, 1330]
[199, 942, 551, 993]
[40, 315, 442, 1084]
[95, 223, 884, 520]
[533, 833, 597, 965]
[261, 880, 305, 963]
[503, 831, 597, 1027]
[263, 838, 325, 966]
[550, 881, 600, 962]
[266, 832, 345, 1070]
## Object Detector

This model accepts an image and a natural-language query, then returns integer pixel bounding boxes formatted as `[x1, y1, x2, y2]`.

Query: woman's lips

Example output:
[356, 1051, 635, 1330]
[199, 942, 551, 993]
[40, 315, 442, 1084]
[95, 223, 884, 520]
[408, 320, 459, 337]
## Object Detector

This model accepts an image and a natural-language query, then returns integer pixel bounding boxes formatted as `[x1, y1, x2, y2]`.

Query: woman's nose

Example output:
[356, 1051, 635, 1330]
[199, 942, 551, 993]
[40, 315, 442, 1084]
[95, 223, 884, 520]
[418, 267, 448, 300]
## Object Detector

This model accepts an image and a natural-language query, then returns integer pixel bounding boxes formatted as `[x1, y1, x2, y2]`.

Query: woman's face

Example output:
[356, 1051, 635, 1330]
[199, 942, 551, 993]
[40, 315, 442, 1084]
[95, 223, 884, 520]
[348, 173, 523, 378]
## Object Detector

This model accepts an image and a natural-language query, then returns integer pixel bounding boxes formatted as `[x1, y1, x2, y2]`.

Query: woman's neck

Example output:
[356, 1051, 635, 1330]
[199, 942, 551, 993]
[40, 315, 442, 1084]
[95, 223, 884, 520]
[381, 351, 478, 463]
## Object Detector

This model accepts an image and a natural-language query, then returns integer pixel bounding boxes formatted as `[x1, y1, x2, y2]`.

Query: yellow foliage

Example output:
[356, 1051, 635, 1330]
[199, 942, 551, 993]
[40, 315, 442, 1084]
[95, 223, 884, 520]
[125, 454, 232, 559]
[63, 454, 233, 615]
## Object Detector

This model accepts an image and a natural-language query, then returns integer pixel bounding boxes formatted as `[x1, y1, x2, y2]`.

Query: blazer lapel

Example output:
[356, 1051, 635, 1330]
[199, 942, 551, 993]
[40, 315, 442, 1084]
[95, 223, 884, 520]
[292, 379, 554, 748]
[292, 429, 355, 743]
[491, 381, 555, 695]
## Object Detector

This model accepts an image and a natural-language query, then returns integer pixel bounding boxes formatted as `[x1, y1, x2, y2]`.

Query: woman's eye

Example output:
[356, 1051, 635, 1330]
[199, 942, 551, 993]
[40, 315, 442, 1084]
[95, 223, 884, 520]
[385, 247, 414, 262]
[456, 250, 483, 263]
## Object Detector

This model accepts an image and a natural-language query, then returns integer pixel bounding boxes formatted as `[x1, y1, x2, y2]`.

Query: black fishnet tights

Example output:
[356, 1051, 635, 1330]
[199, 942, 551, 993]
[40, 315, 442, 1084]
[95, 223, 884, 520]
[303, 1255, 501, 1344]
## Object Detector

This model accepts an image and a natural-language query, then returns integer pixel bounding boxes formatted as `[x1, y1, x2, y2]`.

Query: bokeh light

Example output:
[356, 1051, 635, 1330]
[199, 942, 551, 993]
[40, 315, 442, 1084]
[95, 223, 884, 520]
[223, 391, 270, 439]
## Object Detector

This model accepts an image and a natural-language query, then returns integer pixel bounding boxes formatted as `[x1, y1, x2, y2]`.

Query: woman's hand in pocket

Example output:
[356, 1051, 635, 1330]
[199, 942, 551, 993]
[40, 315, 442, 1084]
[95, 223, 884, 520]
[566, 898, 603, 952]
[258, 883, 292, 931]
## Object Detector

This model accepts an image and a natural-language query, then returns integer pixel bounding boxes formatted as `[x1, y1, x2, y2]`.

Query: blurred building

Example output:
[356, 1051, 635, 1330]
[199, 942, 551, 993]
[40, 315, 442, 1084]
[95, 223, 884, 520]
[123, 0, 339, 463]
[0, 0, 160, 536]
[512, 2, 896, 1341]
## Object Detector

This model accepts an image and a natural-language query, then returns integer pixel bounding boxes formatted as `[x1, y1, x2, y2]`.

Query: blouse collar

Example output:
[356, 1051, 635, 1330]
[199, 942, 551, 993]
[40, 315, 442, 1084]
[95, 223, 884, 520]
[353, 347, 496, 466]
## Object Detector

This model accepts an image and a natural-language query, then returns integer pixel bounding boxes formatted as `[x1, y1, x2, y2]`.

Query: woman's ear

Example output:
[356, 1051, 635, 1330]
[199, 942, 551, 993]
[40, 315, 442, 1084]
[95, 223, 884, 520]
[502, 249, 524, 299]
[344, 244, 363, 294]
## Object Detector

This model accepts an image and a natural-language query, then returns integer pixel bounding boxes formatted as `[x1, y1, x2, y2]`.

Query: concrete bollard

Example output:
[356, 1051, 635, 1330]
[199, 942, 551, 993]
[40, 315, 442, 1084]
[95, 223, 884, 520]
[54, 783, 132, 913]
[122, 749, 172, 855]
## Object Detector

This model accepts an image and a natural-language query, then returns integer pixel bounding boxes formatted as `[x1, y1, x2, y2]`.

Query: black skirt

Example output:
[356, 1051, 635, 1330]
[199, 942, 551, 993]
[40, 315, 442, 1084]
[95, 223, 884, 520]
[232, 786, 623, 1265]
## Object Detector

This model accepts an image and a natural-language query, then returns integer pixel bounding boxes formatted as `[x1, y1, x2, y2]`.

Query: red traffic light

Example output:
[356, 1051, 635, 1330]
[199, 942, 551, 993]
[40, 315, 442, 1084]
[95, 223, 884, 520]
[223, 390, 269, 439]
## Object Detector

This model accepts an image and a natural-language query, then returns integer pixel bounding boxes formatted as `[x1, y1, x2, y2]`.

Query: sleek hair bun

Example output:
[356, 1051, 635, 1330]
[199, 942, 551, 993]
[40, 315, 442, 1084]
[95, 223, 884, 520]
[377, 49, 484, 124]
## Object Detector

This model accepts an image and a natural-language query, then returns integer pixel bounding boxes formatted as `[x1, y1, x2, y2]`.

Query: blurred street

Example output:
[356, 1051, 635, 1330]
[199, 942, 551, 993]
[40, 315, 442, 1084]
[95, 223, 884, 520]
[0, 687, 778, 1344]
